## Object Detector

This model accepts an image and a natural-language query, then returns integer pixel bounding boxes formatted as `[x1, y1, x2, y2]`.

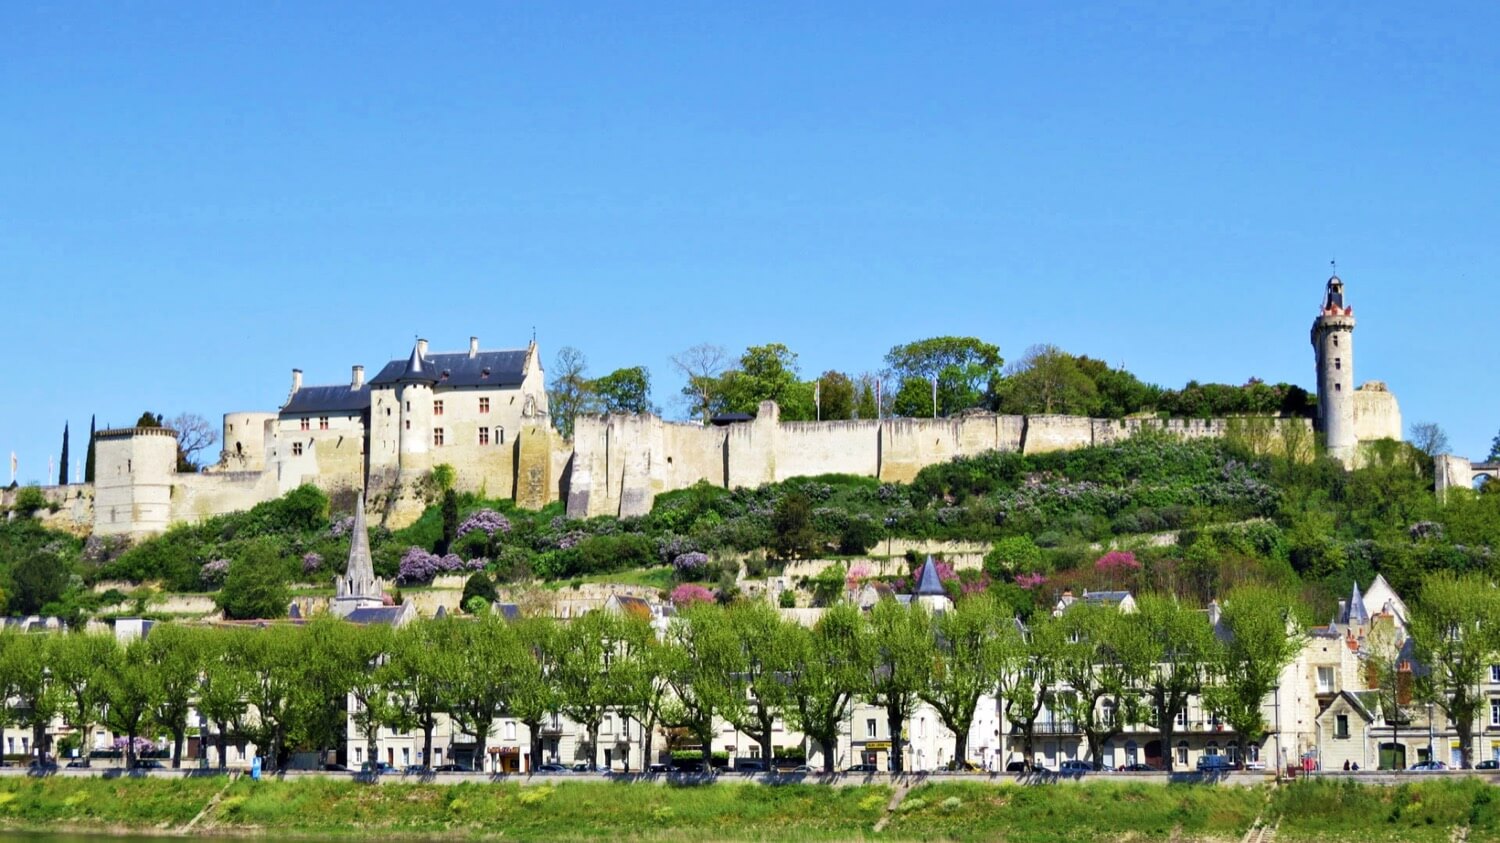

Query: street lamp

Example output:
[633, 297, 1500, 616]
[1427, 701, 1436, 765]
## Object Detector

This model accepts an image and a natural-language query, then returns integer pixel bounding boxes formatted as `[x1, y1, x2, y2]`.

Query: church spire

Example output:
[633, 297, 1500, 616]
[334, 492, 385, 615]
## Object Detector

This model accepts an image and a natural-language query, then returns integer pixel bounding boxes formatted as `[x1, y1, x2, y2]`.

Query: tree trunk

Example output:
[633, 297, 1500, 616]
[953, 729, 967, 771]
[643, 714, 655, 770]
[700, 725, 713, 769]
[126, 727, 137, 770]
[422, 718, 435, 770]
[1458, 716, 1474, 769]
[216, 722, 229, 771]
[886, 705, 904, 773]
[172, 728, 185, 769]
[367, 727, 379, 773]
[588, 723, 600, 771]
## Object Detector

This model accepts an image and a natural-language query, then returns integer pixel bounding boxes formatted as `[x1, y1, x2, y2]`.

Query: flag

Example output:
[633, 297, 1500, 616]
[8, 452, 14, 483]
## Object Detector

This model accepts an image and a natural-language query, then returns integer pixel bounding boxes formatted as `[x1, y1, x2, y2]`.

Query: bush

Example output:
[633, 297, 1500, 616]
[216, 543, 291, 619]
[461, 572, 497, 610]
[11, 486, 47, 516]
[778, 590, 796, 608]
[984, 536, 1043, 577]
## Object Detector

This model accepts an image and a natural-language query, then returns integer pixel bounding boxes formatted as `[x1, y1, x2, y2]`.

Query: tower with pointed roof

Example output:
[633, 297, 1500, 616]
[333, 492, 387, 617]
[913, 556, 952, 613]
[395, 339, 438, 475]
[1312, 272, 1358, 465]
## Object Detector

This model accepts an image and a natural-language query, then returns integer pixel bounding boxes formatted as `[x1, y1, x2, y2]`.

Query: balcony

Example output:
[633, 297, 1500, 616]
[1030, 720, 1083, 736]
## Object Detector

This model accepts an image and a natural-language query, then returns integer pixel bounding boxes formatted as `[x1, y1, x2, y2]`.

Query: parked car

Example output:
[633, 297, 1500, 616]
[1243, 761, 1268, 771]
[1004, 760, 1030, 773]
[1409, 761, 1449, 772]
[845, 764, 879, 774]
[1119, 763, 1156, 772]
[1059, 760, 1094, 775]
[535, 763, 570, 774]
[65, 760, 88, 769]
[1196, 755, 1234, 772]
[362, 761, 397, 775]
[323, 763, 349, 772]
[647, 764, 671, 773]
[785, 765, 814, 774]
[1476, 760, 1499, 770]
[26, 759, 57, 772]
[672, 761, 705, 773]
[432, 763, 474, 773]
[132, 759, 165, 770]
[734, 760, 767, 773]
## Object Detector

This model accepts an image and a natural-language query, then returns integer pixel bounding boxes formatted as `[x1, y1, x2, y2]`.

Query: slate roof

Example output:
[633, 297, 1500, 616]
[345, 606, 409, 626]
[282, 384, 372, 415]
[369, 348, 530, 388]
[1083, 590, 1132, 606]
[914, 556, 947, 596]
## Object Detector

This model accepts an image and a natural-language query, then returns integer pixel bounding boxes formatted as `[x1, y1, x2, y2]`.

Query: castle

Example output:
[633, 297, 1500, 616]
[48, 274, 1403, 538]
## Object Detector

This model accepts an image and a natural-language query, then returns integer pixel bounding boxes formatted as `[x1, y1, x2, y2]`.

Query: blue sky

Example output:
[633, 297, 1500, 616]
[3, 2, 1496, 483]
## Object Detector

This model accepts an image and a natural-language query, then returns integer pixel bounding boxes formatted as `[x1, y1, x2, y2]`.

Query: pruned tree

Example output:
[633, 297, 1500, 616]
[919, 593, 1008, 769]
[58, 423, 69, 485]
[547, 346, 596, 439]
[1409, 422, 1451, 458]
[670, 343, 731, 424]
[784, 603, 874, 773]
[867, 599, 934, 773]
[1411, 572, 1500, 769]
[141, 624, 209, 769]
[168, 413, 217, 472]
[1205, 585, 1304, 763]
[592, 366, 655, 415]
[1128, 595, 1216, 771]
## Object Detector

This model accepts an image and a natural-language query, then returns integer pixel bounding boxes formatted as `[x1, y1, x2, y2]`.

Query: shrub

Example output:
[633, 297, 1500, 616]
[461, 572, 497, 610]
[457, 508, 511, 539]
[11, 486, 47, 516]
[216, 544, 291, 619]
[778, 590, 796, 608]
[670, 583, 714, 607]
[672, 551, 711, 580]
[984, 536, 1043, 577]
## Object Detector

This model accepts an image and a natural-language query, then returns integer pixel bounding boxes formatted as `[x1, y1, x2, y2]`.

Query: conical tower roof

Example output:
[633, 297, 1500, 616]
[915, 556, 946, 597]
[1347, 580, 1370, 625]
[397, 341, 436, 384]
[338, 492, 380, 602]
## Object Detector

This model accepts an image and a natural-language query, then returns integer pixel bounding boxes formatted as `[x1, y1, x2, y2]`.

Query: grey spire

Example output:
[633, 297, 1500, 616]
[1347, 580, 1370, 625]
[397, 340, 435, 383]
[915, 556, 946, 597]
[338, 492, 380, 601]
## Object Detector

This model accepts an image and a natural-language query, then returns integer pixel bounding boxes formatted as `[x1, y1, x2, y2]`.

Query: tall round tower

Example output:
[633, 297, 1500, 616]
[1311, 274, 1357, 464]
[395, 339, 437, 473]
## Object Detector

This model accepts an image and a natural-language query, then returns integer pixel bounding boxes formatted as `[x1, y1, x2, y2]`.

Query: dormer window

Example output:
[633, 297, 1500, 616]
[481, 367, 491, 379]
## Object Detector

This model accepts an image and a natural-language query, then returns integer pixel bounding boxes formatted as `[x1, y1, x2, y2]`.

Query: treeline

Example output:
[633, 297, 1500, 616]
[14, 572, 1500, 772]
[546, 337, 1317, 436]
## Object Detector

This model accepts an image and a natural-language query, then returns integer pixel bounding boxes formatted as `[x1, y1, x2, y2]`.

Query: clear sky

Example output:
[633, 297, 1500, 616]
[3, 2, 1496, 483]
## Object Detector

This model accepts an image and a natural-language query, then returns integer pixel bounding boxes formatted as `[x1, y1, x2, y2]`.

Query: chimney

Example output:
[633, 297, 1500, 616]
[416, 338, 428, 358]
[469, 336, 479, 358]
[291, 369, 303, 393]
[352, 365, 365, 390]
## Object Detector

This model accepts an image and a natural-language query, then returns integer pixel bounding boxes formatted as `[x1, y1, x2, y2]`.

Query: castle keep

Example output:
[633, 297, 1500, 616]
[60, 274, 1403, 537]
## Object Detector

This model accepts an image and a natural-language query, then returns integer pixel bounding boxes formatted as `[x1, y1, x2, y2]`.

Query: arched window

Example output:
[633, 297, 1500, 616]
[1206, 741, 1219, 757]
[1176, 741, 1188, 766]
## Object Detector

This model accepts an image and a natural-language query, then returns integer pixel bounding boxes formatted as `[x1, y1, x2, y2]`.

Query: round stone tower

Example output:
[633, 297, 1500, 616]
[1311, 273, 1357, 464]
[396, 339, 437, 474]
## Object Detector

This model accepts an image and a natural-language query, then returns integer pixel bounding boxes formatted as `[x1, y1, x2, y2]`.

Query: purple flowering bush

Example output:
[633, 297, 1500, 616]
[671, 583, 714, 607]
[398, 547, 479, 584]
[457, 509, 511, 539]
[672, 551, 710, 580]
[200, 559, 230, 587]
[329, 516, 356, 538]
[302, 552, 323, 574]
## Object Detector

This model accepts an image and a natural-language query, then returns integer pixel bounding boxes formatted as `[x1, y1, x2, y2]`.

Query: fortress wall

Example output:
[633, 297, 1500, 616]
[0, 484, 94, 535]
[661, 421, 727, 492]
[1354, 387, 1402, 444]
[565, 416, 608, 518]
[172, 470, 281, 525]
[93, 429, 179, 538]
[611, 414, 664, 518]
[725, 410, 779, 490]
[513, 424, 556, 510]
[773, 420, 881, 481]
[878, 417, 967, 483]
[1021, 415, 1096, 454]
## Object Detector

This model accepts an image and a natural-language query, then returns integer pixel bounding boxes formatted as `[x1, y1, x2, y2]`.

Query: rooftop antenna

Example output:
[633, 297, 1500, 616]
[1330, 258, 1337, 276]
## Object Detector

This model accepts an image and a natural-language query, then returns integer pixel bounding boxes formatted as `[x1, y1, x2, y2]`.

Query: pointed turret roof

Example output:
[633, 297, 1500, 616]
[1346, 580, 1370, 625]
[395, 342, 437, 384]
[915, 556, 946, 597]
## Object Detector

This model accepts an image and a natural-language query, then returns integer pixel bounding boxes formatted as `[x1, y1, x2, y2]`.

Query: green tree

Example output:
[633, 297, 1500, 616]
[507, 616, 563, 772]
[984, 536, 1043, 578]
[719, 343, 815, 420]
[1488, 429, 1500, 462]
[996, 344, 1098, 415]
[386, 620, 453, 771]
[657, 602, 741, 768]
[815, 371, 856, 421]
[867, 599, 934, 773]
[884, 337, 1003, 415]
[1129, 595, 1217, 772]
[556, 610, 640, 770]
[11, 548, 67, 615]
[58, 423, 69, 485]
[216, 543, 291, 620]
[1074, 357, 1163, 418]
[853, 373, 881, 420]
[1411, 572, 1500, 769]
[342, 624, 398, 771]
[461, 572, 497, 611]
[84, 415, 96, 483]
[919, 594, 1008, 769]
[135, 412, 163, 428]
[438, 488, 459, 555]
[442, 613, 522, 770]
[239, 624, 304, 770]
[1207, 585, 1304, 759]
[671, 343, 732, 424]
[197, 629, 252, 770]
[548, 346, 596, 439]
[50, 633, 116, 768]
[784, 603, 874, 773]
[771, 492, 823, 560]
[592, 366, 655, 415]
[997, 612, 1062, 769]
[0, 632, 57, 764]
[612, 621, 669, 771]
[721, 601, 798, 764]
[98, 639, 156, 768]
[1054, 602, 1147, 770]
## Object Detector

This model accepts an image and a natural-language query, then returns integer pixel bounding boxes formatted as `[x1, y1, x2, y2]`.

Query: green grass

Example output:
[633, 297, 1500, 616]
[880, 781, 1262, 842]
[550, 566, 676, 592]
[12, 776, 1500, 842]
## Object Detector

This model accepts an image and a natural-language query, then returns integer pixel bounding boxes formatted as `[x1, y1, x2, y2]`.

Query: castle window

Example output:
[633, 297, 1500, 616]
[319, 416, 329, 430]
[498, 427, 505, 445]
[292, 442, 303, 457]
[1335, 383, 1342, 392]
[405, 401, 411, 412]
[434, 400, 444, 416]
[404, 420, 410, 430]
[479, 427, 490, 446]
[479, 397, 490, 414]
[433, 428, 444, 447]
[1335, 358, 1341, 371]
[300, 418, 310, 431]
[1334, 336, 1340, 347]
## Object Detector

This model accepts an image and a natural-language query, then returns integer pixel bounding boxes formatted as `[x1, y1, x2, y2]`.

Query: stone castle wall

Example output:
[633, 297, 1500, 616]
[564, 402, 1317, 519]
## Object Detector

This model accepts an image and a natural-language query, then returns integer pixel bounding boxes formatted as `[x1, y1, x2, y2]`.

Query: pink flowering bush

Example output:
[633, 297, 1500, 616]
[1094, 551, 1141, 573]
[845, 562, 873, 590]
[670, 583, 715, 607]
[1015, 572, 1047, 590]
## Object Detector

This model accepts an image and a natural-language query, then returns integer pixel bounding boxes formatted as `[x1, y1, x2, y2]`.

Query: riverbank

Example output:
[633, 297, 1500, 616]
[1, 776, 1498, 841]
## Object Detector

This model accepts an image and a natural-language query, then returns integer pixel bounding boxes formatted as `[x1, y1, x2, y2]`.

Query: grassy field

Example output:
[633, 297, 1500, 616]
[7, 775, 1500, 841]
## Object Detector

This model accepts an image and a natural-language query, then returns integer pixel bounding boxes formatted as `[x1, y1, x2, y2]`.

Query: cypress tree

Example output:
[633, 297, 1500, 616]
[84, 415, 97, 483]
[59, 423, 69, 485]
